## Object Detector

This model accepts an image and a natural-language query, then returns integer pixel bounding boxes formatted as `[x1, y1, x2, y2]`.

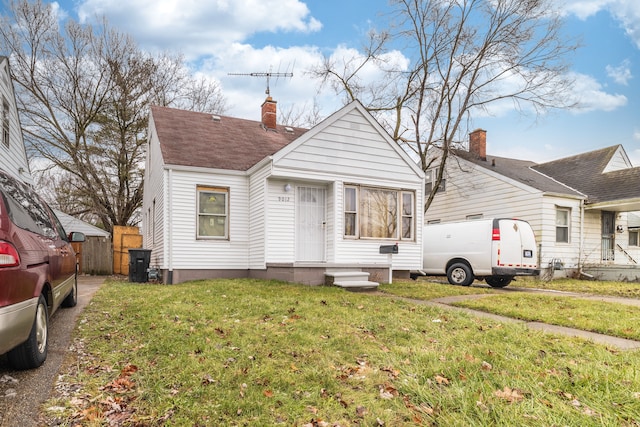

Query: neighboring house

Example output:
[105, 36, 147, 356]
[0, 56, 32, 185]
[142, 98, 425, 285]
[425, 129, 640, 281]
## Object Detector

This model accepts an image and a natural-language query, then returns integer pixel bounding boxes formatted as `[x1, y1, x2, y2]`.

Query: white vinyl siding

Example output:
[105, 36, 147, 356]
[167, 171, 249, 270]
[142, 124, 166, 268]
[274, 110, 415, 182]
[425, 160, 543, 226]
[265, 179, 296, 263]
[0, 58, 32, 185]
[248, 165, 270, 269]
[603, 146, 633, 172]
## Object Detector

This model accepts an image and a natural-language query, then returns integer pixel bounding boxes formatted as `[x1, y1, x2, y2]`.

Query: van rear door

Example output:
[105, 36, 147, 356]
[493, 219, 537, 270]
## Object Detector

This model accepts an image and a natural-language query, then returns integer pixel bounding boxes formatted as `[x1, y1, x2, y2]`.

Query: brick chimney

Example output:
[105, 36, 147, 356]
[469, 129, 487, 161]
[261, 96, 277, 130]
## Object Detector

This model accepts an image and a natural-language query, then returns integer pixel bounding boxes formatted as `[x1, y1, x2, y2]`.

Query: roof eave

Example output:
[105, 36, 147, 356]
[584, 197, 640, 212]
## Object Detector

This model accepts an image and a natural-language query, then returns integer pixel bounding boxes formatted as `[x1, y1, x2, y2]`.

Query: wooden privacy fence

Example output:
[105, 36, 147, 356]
[113, 225, 143, 276]
[72, 235, 113, 275]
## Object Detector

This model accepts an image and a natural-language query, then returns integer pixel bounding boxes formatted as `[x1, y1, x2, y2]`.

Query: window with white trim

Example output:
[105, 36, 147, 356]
[197, 186, 228, 239]
[425, 169, 445, 194]
[556, 207, 570, 243]
[401, 191, 414, 239]
[630, 229, 639, 247]
[344, 185, 415, 240]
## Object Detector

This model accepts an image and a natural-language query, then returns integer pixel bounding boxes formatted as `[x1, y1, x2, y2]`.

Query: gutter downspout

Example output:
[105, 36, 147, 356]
[167, 168, 174, 284]
[579, 198, 584, 274]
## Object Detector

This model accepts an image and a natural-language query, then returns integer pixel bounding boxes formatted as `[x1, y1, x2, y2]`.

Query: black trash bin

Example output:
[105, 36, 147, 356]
[128, 248, 151, 282]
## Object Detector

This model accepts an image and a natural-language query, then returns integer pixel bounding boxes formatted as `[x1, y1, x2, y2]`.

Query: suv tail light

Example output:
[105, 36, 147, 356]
[0, 240, 20, 267]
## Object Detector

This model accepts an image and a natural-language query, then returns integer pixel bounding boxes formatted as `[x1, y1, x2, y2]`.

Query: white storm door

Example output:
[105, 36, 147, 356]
[296, 186, 326, 262]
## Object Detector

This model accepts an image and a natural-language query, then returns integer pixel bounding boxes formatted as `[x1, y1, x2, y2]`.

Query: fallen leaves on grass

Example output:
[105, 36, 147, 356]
[378, 383, 398, 399]
[435, 375, 450, 385]
[494, 386, 526, 403]
[101, 364, 138, 393]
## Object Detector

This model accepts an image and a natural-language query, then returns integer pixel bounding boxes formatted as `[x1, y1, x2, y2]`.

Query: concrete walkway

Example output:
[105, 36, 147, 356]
[380, 287, 640, 351]
[0, 275, 105, 427]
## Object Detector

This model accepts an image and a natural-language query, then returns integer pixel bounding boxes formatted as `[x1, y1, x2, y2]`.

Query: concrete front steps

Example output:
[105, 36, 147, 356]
[324, 270, 379, 291]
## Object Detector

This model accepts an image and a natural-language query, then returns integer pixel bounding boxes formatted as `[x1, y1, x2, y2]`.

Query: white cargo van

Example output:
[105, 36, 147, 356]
[415, 218, 539, 287]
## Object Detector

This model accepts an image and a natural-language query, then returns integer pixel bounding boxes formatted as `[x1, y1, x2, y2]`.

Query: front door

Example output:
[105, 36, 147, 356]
[601, 211, 615, 261]
[296, 186, 326, 262]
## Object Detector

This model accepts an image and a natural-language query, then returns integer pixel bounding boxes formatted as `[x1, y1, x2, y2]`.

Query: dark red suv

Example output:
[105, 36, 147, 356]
[0, 169, 85, 369]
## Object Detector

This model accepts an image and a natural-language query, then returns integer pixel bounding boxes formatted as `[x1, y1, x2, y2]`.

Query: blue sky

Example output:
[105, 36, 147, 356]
[8, 0, 640, 165]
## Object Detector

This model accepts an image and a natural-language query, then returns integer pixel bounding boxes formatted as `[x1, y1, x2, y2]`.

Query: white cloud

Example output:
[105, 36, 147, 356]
[568, 72, 627, 112]
[559, 0, 640, 48]
[74, 0, 322, 59]
[197, 43, 332, 120]
[606, 60, 632, 85]
[558, 0, 612, 20]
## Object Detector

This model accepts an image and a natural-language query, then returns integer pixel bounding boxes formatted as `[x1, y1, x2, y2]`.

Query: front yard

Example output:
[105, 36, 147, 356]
[43, 278, 640, 426]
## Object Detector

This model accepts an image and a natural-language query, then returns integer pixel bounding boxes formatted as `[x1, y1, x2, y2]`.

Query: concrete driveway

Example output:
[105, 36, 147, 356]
[0, 275, 104, 427]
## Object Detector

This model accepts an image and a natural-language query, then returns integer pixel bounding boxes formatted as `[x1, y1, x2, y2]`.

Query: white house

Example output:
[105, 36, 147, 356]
[425, 129, 640, 281]
[0, 56, 32, 185]
[142, 98, 425, 285]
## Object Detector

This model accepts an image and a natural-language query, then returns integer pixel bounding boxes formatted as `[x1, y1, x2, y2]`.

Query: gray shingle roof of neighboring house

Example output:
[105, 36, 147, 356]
[454, 150, 584, 198]
[53, 209, 110, 237]
[150, 105, 308, 171]
[532, 145, 640, 205]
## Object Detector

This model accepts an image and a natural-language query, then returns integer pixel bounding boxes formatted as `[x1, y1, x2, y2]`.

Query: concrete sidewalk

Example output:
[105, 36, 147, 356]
[384, 290, 640, 351]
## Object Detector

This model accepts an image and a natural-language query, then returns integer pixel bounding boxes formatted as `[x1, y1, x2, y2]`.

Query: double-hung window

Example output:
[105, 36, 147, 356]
[556, 207, 570, 243]
[344, 185, 414, 240]
[197, 186, 228, 239]
[425, 169, 445, 194]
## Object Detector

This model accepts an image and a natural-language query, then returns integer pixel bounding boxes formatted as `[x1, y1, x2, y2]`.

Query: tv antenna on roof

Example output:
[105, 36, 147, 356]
[228, 64, 294, 96]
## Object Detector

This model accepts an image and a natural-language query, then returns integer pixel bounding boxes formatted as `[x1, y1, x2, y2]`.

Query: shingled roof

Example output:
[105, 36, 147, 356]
[454, 150, 584, 197]
[150, 105, 308, 171]
[532, 145, 640, 204]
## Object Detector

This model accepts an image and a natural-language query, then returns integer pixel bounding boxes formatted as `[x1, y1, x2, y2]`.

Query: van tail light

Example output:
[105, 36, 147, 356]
[492, 227, 500, 241]
[0, 240, 20, 267]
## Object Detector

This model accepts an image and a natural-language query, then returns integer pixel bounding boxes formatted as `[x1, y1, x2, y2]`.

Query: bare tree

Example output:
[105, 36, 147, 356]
[310, 0, 578, 212]
[278, 98, 324, 128]
[0, 0, 227, 231]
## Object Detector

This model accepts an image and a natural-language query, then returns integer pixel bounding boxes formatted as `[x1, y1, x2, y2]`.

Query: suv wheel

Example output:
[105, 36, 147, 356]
[8, 294, 49, 370]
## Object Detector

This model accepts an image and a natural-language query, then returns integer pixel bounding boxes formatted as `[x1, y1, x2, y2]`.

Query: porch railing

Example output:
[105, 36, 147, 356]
[616, 244, 638, 265]
[602, 236, 614, 261]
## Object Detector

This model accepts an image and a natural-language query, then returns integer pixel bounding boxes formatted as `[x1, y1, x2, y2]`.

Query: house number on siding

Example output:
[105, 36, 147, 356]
[278, 196, 291, 202]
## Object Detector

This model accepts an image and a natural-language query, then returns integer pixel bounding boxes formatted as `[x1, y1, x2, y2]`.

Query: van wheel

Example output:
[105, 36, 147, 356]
[447, 263, 474, 286]
[8, 294, 49, 370]
[486, 276, 513, 288]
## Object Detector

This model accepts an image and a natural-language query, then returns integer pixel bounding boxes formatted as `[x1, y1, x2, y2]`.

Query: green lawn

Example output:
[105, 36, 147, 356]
[507, 277, 640, 298]
[451, 293, 640, 340]
[44, 278, 640, 426]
